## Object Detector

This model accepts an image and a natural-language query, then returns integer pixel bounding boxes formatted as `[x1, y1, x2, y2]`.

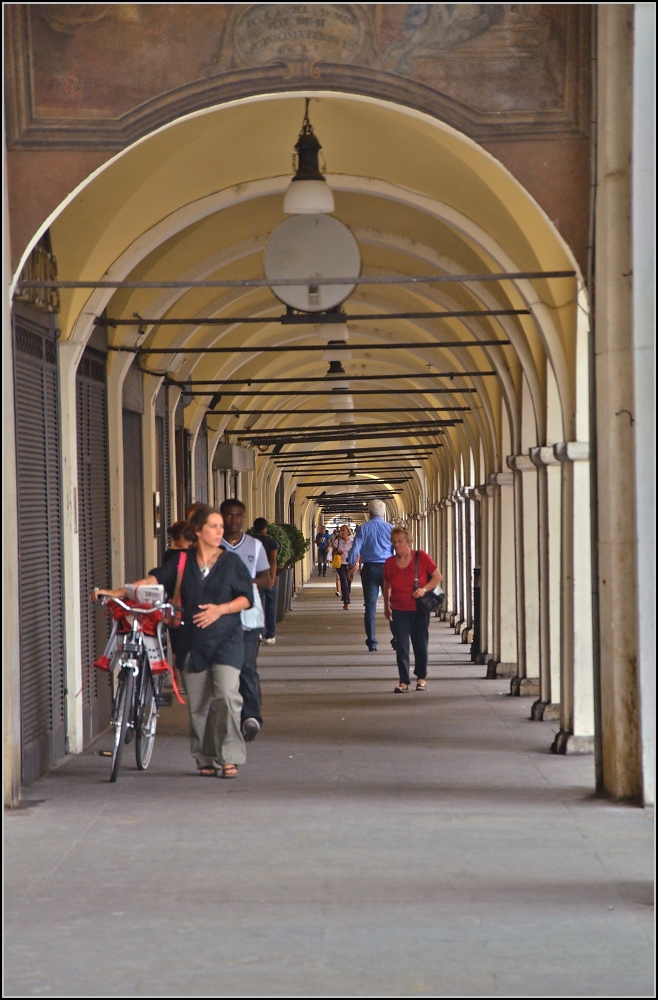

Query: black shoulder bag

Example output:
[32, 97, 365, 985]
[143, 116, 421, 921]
[414, 550, 440, 614]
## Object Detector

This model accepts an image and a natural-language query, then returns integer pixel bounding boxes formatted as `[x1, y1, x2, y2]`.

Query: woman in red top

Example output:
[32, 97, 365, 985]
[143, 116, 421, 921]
[383, 526, 443, 693]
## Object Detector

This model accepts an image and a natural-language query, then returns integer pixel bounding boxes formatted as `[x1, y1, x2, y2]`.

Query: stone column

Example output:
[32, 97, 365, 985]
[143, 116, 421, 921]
[58, 341, 85, 755]
[447, 497, 458, 623]
[507, 456, 540, 696]
[552, 442, 594, 754]
[459, 488, 474, 641]
[632, 1, 655, 806]
[474, 485, 492, 664]
[3, 131, 21, 805]
[142, 375, 160, 575]
[529, 447, 562, 721]
[486, 472, 517, 678]
[591, 4, 642, 787]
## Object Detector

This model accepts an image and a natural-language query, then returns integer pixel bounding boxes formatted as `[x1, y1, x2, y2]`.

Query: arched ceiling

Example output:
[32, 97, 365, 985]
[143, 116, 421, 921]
[32, 92, 583, 520]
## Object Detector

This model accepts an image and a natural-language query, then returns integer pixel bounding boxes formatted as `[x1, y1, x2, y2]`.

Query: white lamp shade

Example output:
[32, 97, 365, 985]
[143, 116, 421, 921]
[316, 322, 349, 344]
[323, 348, 352, 362]
[333, 393, 354, 410]
[283, 179, 335, 214]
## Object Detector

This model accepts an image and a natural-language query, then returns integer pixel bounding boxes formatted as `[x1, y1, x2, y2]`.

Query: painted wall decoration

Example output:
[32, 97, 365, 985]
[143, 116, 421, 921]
[5, 4, 590, 149]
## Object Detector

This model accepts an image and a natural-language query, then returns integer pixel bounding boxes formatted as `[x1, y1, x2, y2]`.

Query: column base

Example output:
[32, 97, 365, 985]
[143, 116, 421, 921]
[461, 627, 474, 644]
[551, 731, 595, 755]
[510, 676, 540, 696]
[485, 660, 518, 679]
[473, 650, 489, 665]
[530, 700, 561, 721]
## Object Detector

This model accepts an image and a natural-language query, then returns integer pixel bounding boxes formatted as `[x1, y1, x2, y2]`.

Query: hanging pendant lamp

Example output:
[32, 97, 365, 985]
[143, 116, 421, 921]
[283, 99, 335, 215]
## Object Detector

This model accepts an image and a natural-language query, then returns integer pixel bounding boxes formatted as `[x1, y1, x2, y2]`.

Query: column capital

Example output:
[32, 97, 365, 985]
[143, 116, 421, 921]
[475, 483, 494, 498]
[553, 441, 590, 463]
[529, 445, 562, 467]
[488, 471, 514, 487]
[507, 454, 537, 474]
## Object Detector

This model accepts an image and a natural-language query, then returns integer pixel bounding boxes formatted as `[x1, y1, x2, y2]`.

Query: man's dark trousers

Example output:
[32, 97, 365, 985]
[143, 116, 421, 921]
[260, 581, 278, 640]
[318, 549, 328, 576]
[391, 608, 430, 685]
[360, 561, 385, 649]
[240, 628, 263, 726]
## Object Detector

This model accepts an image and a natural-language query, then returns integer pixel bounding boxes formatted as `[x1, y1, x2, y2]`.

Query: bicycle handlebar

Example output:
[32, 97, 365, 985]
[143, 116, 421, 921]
[96, 593, 180, 616]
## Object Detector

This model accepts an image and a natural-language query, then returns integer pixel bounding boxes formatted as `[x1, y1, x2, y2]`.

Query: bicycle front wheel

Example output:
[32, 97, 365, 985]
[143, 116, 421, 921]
[135, 673, 158, 770]
[110, 668, 134, 783]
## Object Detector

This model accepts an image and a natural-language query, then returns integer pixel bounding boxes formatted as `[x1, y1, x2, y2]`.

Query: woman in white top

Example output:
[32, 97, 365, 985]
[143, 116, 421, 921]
[335, 525, 354, 610]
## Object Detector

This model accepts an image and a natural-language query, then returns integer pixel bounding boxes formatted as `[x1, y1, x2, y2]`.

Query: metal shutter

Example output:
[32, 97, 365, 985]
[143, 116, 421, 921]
[175, 425, 191, 518]
[77, 351, 112, 745]
[122, 409, 145, 583]
[194, 417, 208, 504]
[13, 311, 66, 786]
[155, 383, 171, 563]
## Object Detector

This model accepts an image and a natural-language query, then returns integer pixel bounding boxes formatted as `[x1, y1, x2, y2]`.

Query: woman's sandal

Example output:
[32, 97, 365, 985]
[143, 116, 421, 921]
[198, 766, 217, 777]
[393, 683, 410, 693]
[416, 680, 427, 691]
[221, 764, 238, 779]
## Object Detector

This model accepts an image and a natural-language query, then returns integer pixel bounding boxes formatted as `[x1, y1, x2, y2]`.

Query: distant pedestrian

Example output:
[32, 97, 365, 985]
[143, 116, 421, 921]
[220, 499, 271, 743]
[163, 520, 192, 691]
[315, 523, 331, 577]
[251, 517, 279, 645]
[334, 525, 354, 610]
[164, 520, 191, 559]
[347, 500, 394, 651]
[383, 527, 443, 693]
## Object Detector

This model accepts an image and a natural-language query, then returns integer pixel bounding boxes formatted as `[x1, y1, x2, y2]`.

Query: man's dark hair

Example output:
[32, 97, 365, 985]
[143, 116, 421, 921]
[253, 517, 268, 532]
[220, 498, 245, 514]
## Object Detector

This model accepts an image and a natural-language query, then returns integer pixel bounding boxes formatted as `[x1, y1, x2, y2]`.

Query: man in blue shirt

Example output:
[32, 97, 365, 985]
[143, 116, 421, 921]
[347, 499, 394, 651]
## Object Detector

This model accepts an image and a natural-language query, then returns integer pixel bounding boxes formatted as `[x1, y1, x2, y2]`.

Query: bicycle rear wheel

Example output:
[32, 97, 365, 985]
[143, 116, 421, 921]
[135, 673, 159, 770]
[110, 668, 134, 783]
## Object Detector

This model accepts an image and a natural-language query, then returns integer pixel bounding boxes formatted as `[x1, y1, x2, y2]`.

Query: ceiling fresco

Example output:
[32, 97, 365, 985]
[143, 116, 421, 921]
[6, 3, 590, 149]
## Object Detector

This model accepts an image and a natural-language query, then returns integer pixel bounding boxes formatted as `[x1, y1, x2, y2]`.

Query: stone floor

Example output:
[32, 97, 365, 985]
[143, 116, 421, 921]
[4, 581, 654, 998]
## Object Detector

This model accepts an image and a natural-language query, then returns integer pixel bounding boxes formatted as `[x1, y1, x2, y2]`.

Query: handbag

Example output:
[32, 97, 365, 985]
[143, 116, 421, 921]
[332, 553, 342, 569]
[414, 550, 440, 614]
[241, 582, 265, 631]
[163, 550, 186, 628]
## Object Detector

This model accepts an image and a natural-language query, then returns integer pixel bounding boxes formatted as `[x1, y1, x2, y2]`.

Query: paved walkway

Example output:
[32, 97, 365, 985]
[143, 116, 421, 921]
[5, 582, 654, 998]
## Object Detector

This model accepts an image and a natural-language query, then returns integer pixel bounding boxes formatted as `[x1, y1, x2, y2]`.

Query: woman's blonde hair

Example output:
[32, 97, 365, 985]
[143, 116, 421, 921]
[390, 525, 413, 544]
[340, 523, 353, 535]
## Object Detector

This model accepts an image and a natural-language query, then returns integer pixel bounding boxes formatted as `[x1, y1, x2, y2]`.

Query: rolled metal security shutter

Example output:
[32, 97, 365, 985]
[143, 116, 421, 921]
[122, 410, 145, 583]
[194, 416, 208, 504]
[13, 308, 66, 786]
[76, 349, 112, 744]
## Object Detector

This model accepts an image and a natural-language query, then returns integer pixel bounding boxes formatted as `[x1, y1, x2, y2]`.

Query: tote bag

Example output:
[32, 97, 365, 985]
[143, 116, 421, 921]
[241, 582, 265, 630]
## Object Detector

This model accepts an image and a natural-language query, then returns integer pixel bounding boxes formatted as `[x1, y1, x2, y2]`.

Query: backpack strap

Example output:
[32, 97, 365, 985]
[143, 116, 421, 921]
[414, 549, 419, 590]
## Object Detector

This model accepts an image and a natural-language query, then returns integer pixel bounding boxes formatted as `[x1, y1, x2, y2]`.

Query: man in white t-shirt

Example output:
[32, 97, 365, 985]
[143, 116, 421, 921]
[220, 498, 271, 742]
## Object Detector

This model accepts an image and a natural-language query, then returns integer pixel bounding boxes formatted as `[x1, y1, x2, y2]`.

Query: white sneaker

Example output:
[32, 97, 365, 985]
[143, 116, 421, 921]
[242, 718, 261, 742]
[263, 637, 276, 645]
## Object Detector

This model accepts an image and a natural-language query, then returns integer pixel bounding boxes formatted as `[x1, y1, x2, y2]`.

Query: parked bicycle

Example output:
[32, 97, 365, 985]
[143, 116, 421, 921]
[93, 585, 180, 782]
